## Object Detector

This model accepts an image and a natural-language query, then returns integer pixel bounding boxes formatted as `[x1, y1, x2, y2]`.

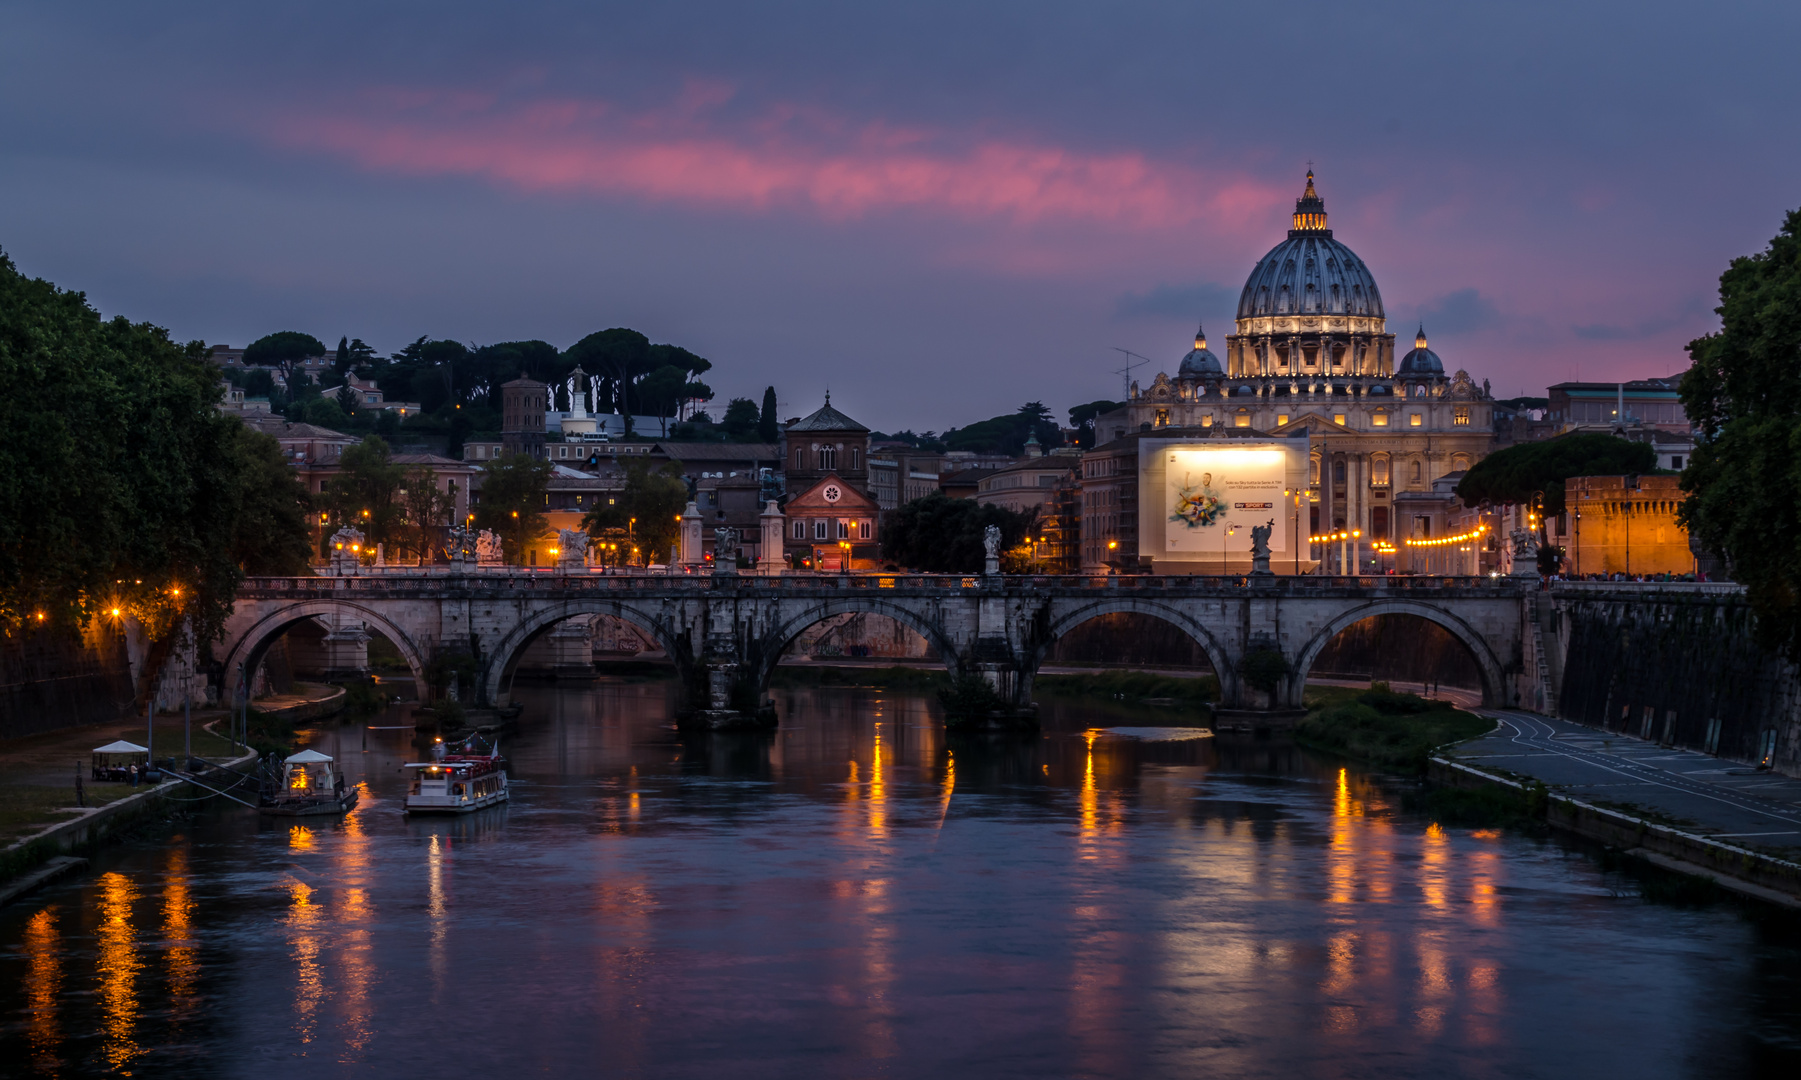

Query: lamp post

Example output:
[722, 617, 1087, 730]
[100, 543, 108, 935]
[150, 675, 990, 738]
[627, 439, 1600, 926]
[1223, 521, 1240, 577]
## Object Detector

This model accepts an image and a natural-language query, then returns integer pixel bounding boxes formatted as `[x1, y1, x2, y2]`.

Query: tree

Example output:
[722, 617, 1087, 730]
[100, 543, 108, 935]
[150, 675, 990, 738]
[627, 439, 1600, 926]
[397, 467, 454, 564]
[582, 460, 686, 566]
[1069, 399, 1125, 448]
[324, 436, 407, 550]
[636, 364, 693, 426]
[227, 426, 315, 576]
[758, 386, 779, 442]
[942, 402, 1062, 455]
[721, 397, 761, 440]
[244, 331, 326, 388]
[879, 492, 1035, 573]
[1678, 208, 1801, 656]
[1455, 432, 1655, 516]
[0, 251, 296, 642]
[474, 454, 551, 564]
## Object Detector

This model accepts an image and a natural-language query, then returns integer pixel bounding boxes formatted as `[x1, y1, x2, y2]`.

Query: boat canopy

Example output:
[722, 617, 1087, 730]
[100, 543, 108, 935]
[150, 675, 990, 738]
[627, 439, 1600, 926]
[284, 749, 335, 764]
[93, 740, 149, 754]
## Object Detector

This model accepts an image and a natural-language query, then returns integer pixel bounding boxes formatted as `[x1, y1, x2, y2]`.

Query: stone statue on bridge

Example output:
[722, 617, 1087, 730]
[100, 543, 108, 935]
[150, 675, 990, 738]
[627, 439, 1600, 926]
[1249, 519, 1275, 577]
[556, 529, 589, 571]
[446, 525, 475, 567]
[1509, 528, 1540, 577]
[983, 524, 1002, 576]
[713, 527, 739, 574]
[476, 530, 504, 566]
[328, 526, 365, 575]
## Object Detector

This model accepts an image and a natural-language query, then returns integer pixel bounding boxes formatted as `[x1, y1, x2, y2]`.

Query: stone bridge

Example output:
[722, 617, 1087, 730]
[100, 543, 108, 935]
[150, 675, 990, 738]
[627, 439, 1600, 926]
[217, 570, 1536, 727]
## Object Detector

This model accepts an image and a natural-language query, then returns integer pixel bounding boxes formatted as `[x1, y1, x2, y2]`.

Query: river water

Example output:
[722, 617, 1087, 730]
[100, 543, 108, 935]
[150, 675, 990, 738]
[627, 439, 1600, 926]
[2, 682, 1798, 1078]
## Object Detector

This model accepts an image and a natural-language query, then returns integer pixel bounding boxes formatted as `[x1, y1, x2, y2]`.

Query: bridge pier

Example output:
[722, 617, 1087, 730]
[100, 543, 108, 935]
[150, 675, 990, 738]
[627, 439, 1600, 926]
[320, 620, 371, 682]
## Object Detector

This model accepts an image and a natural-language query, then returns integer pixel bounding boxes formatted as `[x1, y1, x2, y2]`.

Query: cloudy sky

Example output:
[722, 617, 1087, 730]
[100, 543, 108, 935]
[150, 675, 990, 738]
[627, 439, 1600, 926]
[2, 1, 1794, 430]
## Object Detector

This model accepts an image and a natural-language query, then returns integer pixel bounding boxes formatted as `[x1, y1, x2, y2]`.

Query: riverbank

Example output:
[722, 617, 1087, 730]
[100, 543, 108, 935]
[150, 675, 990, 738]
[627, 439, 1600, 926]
[1434, 709, 1801, 908]
[0, 681, 342, 894]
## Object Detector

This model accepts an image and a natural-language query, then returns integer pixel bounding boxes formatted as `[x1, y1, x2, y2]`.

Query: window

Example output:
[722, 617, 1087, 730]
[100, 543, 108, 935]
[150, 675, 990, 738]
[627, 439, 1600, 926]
[1201, 414, 1213, 427]
[558, 446, 568, 458]
[850, 447, 861, 471]
[1310, 456, 1321, 485]
[814, 520, 828, 539]
[1410, 461, 1423, 484]
[1372, 412, 1388, 427]
[1155, 408, 1169, 427]
[1371, 457, 1390, 486]
[1671, 455, 1684, 469]
[819, 446, 838, 470]
[1410, 413, 1422, 427]
[837, 519, 849, 539]
[859, 520, 871, 540]
[1453, 406, 1470, 426]
[794, 447, 806, 469]
[1276, 413, 1288, 426]
[794, 521, 805, 539]
[1333, 460, 1346, 484]
[1235, 410, 1251, 428]
[1333, 413, 1347, 427]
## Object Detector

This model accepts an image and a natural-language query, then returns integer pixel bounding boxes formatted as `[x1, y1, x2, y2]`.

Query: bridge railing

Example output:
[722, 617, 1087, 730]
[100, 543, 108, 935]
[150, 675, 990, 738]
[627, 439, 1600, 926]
[243, 570, 1530, 595]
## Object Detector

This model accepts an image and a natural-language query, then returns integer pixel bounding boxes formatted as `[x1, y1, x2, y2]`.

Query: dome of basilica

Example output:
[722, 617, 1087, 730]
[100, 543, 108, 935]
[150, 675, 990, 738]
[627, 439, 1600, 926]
[1235, 172, 1385, 322]
[1396, 326, 1444, 375]
[1177, 324, 1222, 376]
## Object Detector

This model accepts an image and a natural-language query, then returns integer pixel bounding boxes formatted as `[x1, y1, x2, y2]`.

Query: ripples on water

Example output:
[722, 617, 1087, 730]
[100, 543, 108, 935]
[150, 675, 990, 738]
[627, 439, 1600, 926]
[2, 683, 1798, 1078]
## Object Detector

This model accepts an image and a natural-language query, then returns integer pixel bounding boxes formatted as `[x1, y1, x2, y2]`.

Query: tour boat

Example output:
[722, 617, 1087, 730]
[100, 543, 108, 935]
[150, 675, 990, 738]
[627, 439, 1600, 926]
[403, 735, 510, 814]
[260, 749, 359, 816]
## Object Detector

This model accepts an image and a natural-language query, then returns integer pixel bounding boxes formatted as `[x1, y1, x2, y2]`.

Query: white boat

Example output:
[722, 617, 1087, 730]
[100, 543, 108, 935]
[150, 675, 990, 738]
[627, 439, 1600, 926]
[261, 749, 359, 816]
[403, 736, 509, 814]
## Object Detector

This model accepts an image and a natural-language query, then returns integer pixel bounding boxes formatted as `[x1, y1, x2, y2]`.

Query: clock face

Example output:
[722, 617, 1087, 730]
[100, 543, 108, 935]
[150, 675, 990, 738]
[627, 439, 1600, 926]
[822, 484, 842, 504]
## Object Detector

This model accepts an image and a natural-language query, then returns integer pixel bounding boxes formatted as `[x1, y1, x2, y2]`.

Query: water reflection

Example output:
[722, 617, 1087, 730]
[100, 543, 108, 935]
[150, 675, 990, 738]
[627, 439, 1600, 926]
[0, 683, 1795, 1078]
[23, 907, 59, 1075]
[95, 872, 140, 1071]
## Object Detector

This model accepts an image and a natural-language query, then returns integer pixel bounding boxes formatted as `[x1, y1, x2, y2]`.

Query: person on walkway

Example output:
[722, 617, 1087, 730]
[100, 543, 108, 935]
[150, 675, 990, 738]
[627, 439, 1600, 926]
[128, 763, 138, 788]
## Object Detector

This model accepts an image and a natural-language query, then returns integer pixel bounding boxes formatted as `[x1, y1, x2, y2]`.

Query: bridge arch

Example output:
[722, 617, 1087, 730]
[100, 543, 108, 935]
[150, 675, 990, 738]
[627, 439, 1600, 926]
[755, 597, 961, 694]
[1289, 599, 1507, 708]
[1030, 598, 1237, 705]
[480, 601, 687, 707]
[222, 600, 427, 702]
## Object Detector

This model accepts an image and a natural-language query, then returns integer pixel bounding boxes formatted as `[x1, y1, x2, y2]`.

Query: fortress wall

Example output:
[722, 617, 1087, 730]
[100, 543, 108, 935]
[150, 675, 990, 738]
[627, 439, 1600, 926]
[1553, 590, 1801, 776]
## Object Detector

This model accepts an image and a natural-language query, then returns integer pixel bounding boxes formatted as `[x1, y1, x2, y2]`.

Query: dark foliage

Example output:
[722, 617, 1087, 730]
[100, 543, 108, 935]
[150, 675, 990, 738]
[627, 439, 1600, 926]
[1678, 209, 1801, 657]
[1455, 432, 1656, 515]
[879, 492, 1034, 572]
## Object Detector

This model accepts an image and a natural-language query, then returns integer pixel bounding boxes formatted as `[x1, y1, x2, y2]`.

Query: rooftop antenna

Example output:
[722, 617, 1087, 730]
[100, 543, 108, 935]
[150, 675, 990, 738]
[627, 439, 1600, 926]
[1111, 348, 1152, 400]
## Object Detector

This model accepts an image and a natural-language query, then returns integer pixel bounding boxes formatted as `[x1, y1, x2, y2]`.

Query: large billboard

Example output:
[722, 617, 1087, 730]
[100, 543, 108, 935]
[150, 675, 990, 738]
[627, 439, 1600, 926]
[1159, 447, 1289, 554]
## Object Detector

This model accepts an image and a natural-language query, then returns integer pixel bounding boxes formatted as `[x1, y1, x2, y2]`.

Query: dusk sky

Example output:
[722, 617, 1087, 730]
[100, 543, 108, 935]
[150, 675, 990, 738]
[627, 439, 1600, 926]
[2, 1, 1795, 431]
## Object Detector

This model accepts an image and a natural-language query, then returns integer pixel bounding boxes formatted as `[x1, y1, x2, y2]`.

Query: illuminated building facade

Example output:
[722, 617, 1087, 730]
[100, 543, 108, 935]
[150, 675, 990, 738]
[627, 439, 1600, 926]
[1090, 172, 1495, 570]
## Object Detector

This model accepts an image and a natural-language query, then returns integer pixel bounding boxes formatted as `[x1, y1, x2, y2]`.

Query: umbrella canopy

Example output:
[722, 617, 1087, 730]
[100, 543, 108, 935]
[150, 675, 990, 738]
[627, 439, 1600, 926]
[284, 749, 334, 764]
[92, 740, 149, 754]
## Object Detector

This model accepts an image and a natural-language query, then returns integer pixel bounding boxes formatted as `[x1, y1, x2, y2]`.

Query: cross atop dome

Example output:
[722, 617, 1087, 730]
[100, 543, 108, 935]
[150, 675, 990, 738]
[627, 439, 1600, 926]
[1193, 322, 1207, 350]
[1416, 325, 1429, 349]
[1291, 170, 1329, 235]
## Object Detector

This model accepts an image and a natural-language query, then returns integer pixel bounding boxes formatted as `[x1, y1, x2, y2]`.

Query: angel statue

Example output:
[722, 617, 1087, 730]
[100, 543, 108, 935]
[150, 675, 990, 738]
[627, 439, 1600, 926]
[983, 524, 1002, 560]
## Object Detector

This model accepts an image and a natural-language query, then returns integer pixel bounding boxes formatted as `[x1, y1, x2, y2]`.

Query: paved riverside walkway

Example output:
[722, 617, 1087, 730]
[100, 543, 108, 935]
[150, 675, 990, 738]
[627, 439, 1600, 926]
[1450, 710, 1801, 858]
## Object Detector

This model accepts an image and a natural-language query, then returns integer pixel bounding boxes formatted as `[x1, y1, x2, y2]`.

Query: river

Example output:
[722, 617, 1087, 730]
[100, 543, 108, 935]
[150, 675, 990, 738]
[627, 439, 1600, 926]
[2, 682, 1798, 1078]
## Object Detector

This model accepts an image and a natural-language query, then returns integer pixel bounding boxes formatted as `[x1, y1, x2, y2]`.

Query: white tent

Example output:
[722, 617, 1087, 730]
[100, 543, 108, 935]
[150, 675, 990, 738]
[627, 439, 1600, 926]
[92, 740, 148, 754]
[284, 749, 334, 764]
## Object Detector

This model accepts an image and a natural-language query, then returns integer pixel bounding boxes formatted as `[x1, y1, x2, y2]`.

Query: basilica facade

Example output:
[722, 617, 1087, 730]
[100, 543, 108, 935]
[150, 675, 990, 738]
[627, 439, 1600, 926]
[1087, 173, 1495, 572]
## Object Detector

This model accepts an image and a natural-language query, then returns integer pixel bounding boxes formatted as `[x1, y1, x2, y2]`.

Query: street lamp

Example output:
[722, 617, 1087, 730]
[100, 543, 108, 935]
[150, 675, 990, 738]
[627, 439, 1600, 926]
[1223, 521, 1240, 576]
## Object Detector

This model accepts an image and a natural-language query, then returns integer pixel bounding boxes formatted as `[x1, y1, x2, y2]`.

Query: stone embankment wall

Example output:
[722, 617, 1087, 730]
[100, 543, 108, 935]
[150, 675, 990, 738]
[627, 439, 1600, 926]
[1548, 587, 1798, 775]
[0, 623, 135, 738]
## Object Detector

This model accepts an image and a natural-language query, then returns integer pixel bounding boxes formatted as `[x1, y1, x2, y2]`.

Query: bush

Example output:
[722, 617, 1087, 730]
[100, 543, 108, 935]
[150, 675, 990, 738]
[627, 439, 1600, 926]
[1239, 647, 1290, 694]
[937, 674, 1006, 727]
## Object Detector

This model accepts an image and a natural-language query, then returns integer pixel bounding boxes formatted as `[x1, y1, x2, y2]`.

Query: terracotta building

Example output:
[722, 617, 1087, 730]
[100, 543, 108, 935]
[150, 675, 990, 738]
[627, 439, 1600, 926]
[1559, 474, 1696, 576]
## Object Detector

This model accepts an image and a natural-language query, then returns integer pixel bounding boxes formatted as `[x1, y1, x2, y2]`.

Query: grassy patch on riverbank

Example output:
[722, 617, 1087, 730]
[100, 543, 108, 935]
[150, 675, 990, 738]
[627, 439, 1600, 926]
[1297, 684, 1492, 774]
[1403, 784, 1548, 833]
[1033, 670, 1216, 709]
[0, 784, 136, 845]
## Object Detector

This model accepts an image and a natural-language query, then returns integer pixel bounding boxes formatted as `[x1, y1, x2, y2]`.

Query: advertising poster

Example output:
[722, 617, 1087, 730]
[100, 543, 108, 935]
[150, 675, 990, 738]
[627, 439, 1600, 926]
[1162, 447, 1288, 554]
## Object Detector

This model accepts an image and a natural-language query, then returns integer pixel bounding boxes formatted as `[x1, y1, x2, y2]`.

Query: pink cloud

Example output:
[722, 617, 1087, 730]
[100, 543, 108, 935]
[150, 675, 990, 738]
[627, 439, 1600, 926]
[263, 86, 1282, 232]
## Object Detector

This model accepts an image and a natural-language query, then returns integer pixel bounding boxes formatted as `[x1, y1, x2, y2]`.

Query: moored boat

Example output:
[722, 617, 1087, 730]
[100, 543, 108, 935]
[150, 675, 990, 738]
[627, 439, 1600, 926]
[260, 749, 360, 816]
[403, 735, 509, 814]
